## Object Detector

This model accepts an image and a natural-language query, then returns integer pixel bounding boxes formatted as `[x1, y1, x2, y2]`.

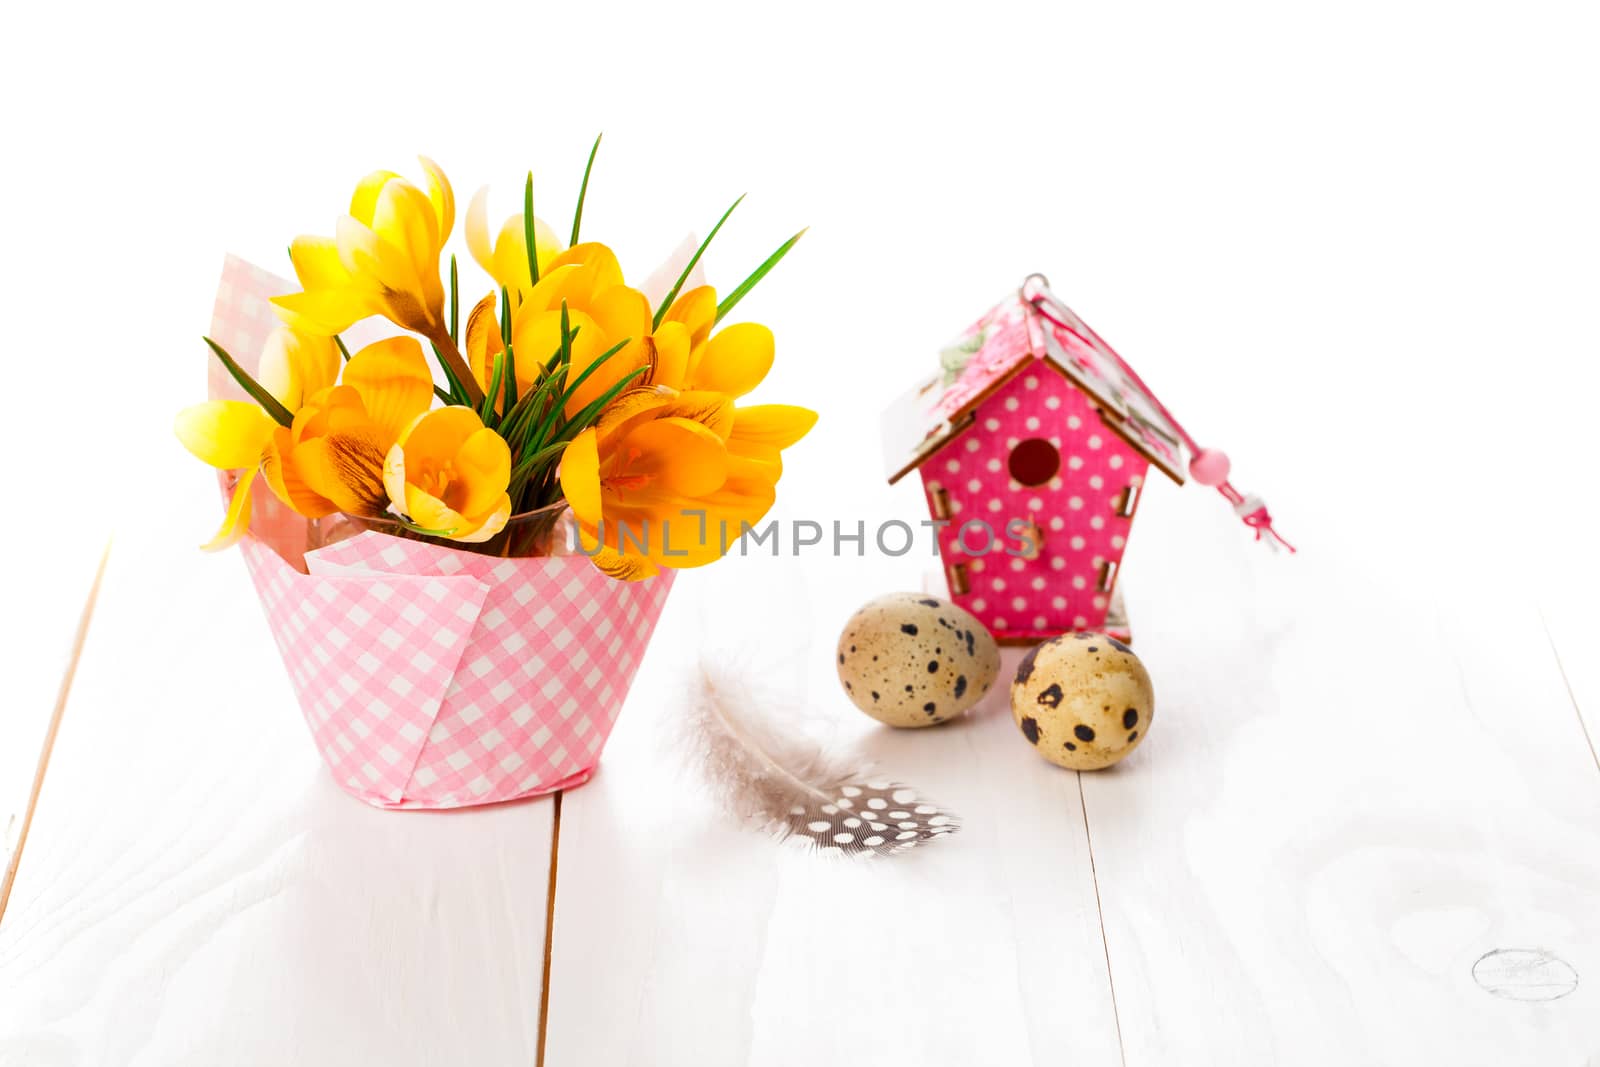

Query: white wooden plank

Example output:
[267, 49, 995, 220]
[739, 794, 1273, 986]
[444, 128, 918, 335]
[1078, 488, 1600, 1066]
[0, 477, 553, 1067]
[544, 554, 1122, 1067]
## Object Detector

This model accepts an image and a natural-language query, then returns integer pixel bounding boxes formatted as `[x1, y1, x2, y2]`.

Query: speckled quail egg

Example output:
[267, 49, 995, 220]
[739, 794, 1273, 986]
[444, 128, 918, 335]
[837, 593, 1001, 727]
[1010, 632, 1153, 770]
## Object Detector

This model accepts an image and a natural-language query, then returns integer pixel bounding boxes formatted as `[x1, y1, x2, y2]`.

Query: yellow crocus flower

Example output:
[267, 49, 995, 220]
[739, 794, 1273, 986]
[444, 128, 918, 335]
[175, 335, 437, 548]
[465, 243, 662, 420]
[464, 185, 565, 297]
[383, 407, 513, 543]
[257, 324, 340, 411]
[173, 399, 279, 551]
[558, 389, 780, 580]
[280, 337, 436, 518]
[272, 157, 455, 339]
[654, 286, 818, 463]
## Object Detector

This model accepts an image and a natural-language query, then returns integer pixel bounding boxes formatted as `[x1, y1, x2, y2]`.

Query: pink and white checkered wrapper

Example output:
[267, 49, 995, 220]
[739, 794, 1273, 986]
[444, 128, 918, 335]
[209, 256, 674, 809]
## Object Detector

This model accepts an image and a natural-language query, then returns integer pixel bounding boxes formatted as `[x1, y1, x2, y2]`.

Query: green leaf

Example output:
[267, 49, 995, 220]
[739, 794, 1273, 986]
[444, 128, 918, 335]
[511, 439, 570, 482]
[430, 339, 471, 406]
[502, 339, 518, 412]
[549, 364, 649, 445]
[502, 369, 563, 455]
[531, 334, 631, 453]
[334, 335, 352, 362]
[396, 516, 460, 538]
[449, 254, 460, 345]
[480, 351, 506, 424]
[571, 133, 602, 246]
[523, 172, 540, 286]
[559, 300, 572, 367]
[715, 228, 807, 324]
[652, 193, 745, 330]
[203, 337, 294, 427]
[549, 337, 630, 427]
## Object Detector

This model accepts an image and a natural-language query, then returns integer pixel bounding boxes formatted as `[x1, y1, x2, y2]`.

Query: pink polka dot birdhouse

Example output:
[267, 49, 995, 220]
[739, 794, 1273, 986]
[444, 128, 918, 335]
[882, 275, 1289, 645]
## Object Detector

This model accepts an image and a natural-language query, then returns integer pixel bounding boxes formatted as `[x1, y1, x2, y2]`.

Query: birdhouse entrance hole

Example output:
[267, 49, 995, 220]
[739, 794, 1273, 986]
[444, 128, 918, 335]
[1008, 438, 1060, 486]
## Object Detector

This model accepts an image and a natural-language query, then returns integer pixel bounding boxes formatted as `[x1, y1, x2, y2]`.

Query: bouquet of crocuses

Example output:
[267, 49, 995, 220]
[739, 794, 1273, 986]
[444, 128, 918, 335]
[176, 142, 815, 580]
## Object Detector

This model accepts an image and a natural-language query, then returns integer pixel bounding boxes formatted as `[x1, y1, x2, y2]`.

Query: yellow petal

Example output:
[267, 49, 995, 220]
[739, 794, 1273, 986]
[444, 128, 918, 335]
[294, 430, 390, 516]
[402, 483, 469, 535]
[496, 215, 566, 289]
[350, 170, 401, 225]
[544, 243, 624, 290]
[491, 216, 534, 293]
[565, 335, 648, 418]
[649, 321, 691, 389]
[342, 337, 435, 445]
[730, 404, 817, 449]
[270, 288, 371, 336]
[617, 417, 728, 497]
[727, 436, 784, 482]
[663, 475, 778, 567]
[175, 400, 275, 469]
[465, 186, 496, 280]
[402, 405, 486, 451]
[559, 430, 603, 527]
[263, 429, 337, 518]
[397, 483, 509, 543]
[452, 426, 513, 518]
[370, 180, 439, 279]
[289, 235, 354, 290]
[587, 544, 660, 581]
[202, 468, 258, 552]
[690, 323, 774, 398]
[663, 285, 718, 348]
[454, 493, 512, 544]
[464, 293, 504, 391]
[258, 325, 340, 411]
[418, 156, 454, 245]
[336, 215, 416, 299]
[597, 388, 733, 444]
[589, 285, 652, 342]
[659, 390, 736, 439]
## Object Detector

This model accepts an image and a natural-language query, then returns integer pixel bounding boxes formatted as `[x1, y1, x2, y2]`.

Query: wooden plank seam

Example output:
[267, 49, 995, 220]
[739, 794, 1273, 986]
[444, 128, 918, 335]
[0, 540, 112, 924]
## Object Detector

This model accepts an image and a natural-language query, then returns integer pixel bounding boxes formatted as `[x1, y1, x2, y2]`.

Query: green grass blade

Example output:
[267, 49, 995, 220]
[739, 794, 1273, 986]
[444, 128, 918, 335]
[396, 516, 460, 538]
[449, 254, 460, 345]
[570, 133, 602, 246]
[203, 337, 294, 427]
[429, 340, 470, 406]
[503, 369, 564, 454]
[715, 228, 806, 324]
[523, 172, 540, 286]
[559, 301, 572, 366]
[548, 364, 649, 445]
[334, 335, 352, 362]
[503, 340, 518, 412]
[652, 193, 746, 330]
[480, 352, 506, 424]
[529, 336, 632, 452]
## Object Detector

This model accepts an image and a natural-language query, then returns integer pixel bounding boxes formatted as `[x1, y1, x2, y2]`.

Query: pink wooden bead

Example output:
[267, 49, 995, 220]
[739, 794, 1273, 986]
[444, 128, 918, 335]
[1189, 448, 1231, 487]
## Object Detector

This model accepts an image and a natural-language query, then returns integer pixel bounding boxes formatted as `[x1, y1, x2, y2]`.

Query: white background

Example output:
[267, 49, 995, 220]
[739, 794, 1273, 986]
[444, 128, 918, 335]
[3, 0, 1598, 695]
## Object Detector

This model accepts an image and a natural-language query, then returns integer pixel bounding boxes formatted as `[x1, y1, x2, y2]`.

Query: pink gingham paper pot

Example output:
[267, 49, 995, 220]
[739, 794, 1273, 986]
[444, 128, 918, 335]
[208, 255, 674, 809]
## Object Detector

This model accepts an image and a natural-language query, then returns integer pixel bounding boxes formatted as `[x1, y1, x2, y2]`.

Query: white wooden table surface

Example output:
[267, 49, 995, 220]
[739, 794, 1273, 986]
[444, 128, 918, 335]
[2, 469, 1597, 1067]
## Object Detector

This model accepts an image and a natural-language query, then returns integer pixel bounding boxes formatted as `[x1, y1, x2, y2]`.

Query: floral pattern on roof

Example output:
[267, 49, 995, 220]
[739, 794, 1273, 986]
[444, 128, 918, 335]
[881, 280, 1191, 485]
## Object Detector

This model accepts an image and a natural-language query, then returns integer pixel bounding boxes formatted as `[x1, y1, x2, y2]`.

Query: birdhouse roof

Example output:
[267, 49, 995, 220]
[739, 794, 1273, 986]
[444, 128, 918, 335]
[881, 277, 1192, 486]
